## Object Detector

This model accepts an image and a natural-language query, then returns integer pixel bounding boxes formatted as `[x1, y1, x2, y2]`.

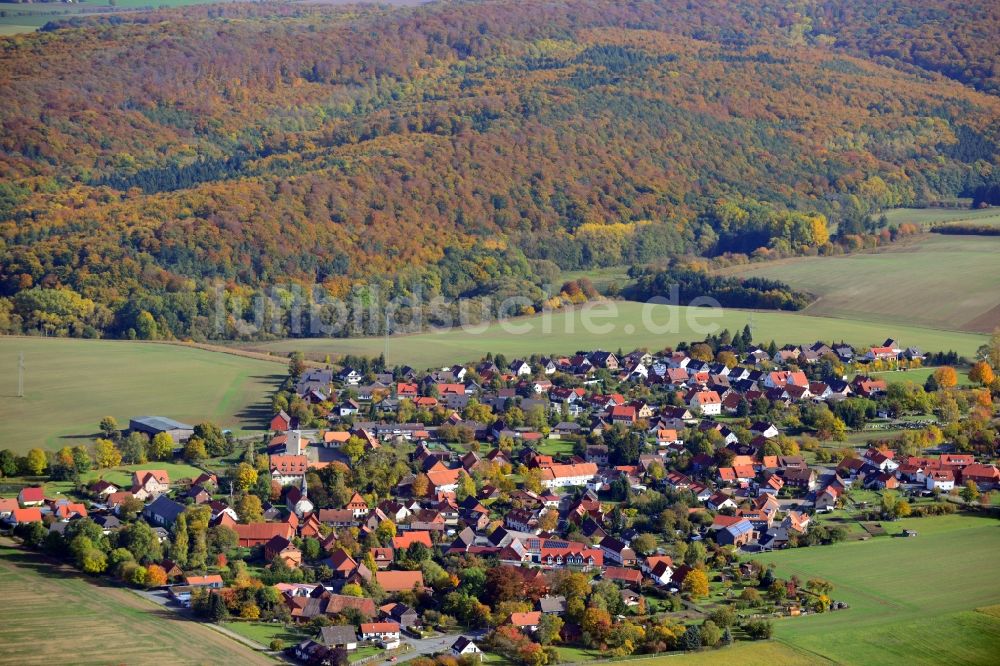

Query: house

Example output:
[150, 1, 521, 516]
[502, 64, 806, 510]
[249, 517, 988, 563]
[599, 536, 637, 566]
[603, 566, 643, 587]
[233, 522, 295, 548]
[507, 611, 542, 633]
[815, 482, 843, 511]
[359, 621, 400, 643]
[864, 448, 899, 472]
[184, 574, 224, 588]
[688, 390, 722, 415]
[320, 625, 359, 651]
[706, 492, 738, 512]
[426, 468, 463, 494]
[960, 463, 1000, 490]
[609, 405, 637, 425]
[392, 531, 433, 550]
[90, 480, 119, 498]
[382, 602, 419, 628]
[131, 470, 170, 501]
[781, 468, 817, 491]
[143, 495, 185, 528]
[926, 470, 955, 492]
[782, 511, 811, 534]
[715, 517, 755, 547]
[270, 455, 309, 486]
[539, 462, 598, 489]
[337, 367, 362, 385]
[375, 570, 424, 593]
[451, 637, 482, 658]
[346, 492, 369, 518]
[17, 486, 45, 507]
[537, 595, 567, 614]
[265, 535, 303, 568]
[10, 507, 42, 524]
[129, 416, 193, 443]
[271, 410, 296, 432]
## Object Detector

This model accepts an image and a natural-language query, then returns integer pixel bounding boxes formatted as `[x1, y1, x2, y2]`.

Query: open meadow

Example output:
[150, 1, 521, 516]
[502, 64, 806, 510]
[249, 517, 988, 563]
[244, 301, 987, 369]
[0, 539, 273, 665]
[0, 337, 283, 453]
[0, 0, 237, 35]
[757, 514, 1000, 665]
[716, 232, 1000, 334]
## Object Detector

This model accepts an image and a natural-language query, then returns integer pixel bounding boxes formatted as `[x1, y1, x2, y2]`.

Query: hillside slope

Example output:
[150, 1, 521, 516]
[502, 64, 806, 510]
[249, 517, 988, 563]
[0, 0, 997, 340]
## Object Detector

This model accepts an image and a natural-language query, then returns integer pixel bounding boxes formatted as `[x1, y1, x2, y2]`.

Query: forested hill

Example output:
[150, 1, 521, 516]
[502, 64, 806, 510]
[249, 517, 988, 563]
[0, 0, 998, 340]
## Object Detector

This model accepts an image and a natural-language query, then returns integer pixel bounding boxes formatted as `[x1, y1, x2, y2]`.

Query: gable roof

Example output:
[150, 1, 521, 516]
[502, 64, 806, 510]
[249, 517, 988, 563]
[375, 570, 424, 592]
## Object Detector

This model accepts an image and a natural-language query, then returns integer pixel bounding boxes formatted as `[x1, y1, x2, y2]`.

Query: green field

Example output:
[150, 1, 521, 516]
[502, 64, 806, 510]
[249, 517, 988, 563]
[0, 337, 283, 453]
[220, 621, 307, 648]
[0, 0, 233, 35]
[757, 514, 1000, 665]
[0, 540, 273, 665]
[717, 232, 1000, 334]
[79, 461, 208, 488]
[880, 206, 1000, 227]
[559, 265, 632, 293]
[865, 366, 973, 388]
[245, 301, 986, 368]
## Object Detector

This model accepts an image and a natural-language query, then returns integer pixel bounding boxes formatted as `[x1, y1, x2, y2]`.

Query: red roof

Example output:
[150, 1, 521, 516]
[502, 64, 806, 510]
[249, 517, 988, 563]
[508, 611, 542, 627]
[233, 522, 294, 546]
[18, 487, 45, 503]
[375, 570, 424, 592]
[604, 566, 642, 584]
[392, 531, 433, 550]
[361, 621, 400, 634]
[270, 455, 309, 475]
[12, 508, 42, 523]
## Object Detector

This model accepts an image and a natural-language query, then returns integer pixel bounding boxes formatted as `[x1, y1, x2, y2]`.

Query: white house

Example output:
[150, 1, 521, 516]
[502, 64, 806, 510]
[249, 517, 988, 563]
[688, 390, 722, 416]
[925, 470, 955, 492]
[539, 463, 598, 489]
[510, 360, 532, 376]
[359, 621, 400, 643]
[451, 637, 482, 658]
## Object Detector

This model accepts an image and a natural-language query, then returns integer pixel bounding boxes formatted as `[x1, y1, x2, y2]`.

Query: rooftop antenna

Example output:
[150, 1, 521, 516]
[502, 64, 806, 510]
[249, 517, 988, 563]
[17, 352, 24, 398]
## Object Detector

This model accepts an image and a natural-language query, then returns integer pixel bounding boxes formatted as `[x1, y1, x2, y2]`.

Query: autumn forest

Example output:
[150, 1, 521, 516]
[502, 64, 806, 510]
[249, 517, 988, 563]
[0, 0, 998, 339]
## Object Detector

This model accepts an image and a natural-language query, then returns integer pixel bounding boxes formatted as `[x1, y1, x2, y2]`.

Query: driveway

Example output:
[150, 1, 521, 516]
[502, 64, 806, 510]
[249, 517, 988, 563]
[396, 629, 488, 662]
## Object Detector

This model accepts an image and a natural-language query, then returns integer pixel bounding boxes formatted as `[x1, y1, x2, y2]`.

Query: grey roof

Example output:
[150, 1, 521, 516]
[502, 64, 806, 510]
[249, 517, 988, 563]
[130, 416, 193, 431]
[145, 495, 185, 524]
[537, 595, 567, 613]
[320, 625, 358, 646]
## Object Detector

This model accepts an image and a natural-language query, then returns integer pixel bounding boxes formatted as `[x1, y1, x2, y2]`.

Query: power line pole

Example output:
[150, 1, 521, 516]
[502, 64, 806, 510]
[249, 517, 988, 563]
[17, 352, 24, 398]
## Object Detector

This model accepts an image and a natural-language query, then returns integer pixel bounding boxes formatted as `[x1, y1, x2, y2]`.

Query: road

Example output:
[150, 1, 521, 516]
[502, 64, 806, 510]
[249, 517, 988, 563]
[396, 629, 488, 662]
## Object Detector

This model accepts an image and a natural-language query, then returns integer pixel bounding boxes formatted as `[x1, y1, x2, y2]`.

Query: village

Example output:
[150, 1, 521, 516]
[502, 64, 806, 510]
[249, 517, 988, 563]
[2, 328, 998, 666]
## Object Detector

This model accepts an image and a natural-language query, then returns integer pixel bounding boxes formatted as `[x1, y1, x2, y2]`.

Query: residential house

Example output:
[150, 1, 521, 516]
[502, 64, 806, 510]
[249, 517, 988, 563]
[17, 486, 45, 507]
[143, 496, 184, 528]
[320, 625, 359, 651]
[270, 455, 309, 486]
[359, 622, 400, 643]
[131, 470, 170, 501]
[599, 536, 637, 567]
[451, 637, 482, 658]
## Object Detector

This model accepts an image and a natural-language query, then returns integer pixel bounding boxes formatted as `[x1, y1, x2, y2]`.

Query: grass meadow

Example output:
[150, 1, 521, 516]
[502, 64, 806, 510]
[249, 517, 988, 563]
[0, 337, 284, 453]
[0, 0, 232, 34]
[246, 301, 987, 369]
[0, 540, 274, 665]
[716, 232, 1000, 334]
[757, 514, 1000, 665]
